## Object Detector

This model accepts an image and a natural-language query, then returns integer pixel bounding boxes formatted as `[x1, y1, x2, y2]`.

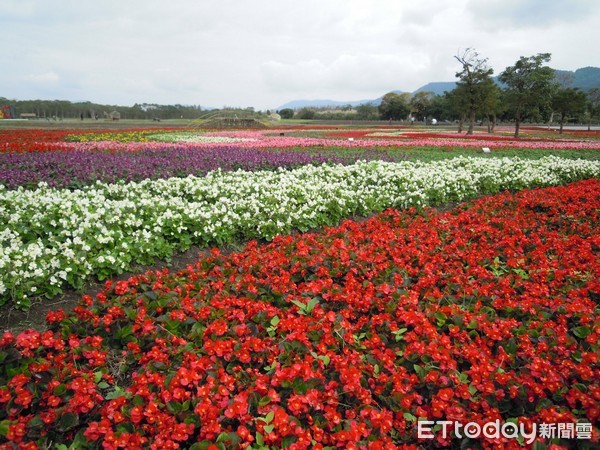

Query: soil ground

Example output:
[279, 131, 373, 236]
[0, 245, 204, 334]
[0, 242, 251, 334]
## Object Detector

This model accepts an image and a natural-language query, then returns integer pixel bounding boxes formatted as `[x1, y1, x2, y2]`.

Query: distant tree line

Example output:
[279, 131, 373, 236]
[0, 98, 208, 120]
[277, 52, 600, 137]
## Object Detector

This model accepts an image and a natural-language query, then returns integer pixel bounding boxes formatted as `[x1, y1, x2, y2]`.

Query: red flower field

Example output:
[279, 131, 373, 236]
[0, 179, 599, 449]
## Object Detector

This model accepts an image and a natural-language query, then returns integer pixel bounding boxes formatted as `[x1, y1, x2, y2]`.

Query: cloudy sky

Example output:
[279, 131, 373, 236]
[2, 0, 599, 110]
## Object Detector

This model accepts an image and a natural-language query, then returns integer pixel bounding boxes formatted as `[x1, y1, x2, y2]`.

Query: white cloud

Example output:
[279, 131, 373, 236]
[1, 0, 598, 109]
[24, 72, 60, 86]
[467, 0, 600, 28]
[261, 53, 431, 98]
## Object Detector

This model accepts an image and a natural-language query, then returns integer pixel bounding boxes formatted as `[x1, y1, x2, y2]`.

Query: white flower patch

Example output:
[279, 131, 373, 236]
[149, 132, 256, 144]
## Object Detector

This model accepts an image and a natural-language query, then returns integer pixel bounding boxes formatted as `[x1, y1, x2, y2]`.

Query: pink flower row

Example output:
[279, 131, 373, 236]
[48, 129, 600, 152]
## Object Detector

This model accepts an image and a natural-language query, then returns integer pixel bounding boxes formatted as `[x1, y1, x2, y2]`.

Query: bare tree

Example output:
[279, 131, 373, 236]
[454, 48, 494, 135]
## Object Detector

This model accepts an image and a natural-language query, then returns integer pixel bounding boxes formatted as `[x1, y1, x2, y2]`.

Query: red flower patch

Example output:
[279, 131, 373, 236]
[0, 179, 599, 448]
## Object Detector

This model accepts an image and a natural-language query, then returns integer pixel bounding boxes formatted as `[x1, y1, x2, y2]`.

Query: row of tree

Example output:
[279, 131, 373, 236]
[451, 50, 596, 137]
[0, 99, 208, 120]
[279, 52, 600, 137]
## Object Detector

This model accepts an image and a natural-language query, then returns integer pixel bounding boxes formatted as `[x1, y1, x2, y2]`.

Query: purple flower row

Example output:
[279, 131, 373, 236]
[0, 145, 406, 189]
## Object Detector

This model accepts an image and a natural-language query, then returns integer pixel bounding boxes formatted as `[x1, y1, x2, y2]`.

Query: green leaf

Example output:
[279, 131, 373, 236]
[255, 432, 264, 446]
[282, 435, 297, 448]
[503, 338, 517, 355]
[265, 411, 275, 424]
[270, 315, 280, 326]
[479, 306, 496, 319]
[263, 424, 274, 434]
[105, 385, 128, 400]
[413, 364, 426, 380]
[217, 432, 232, 443]
[393, 328, 408, 341]
[54, 383, 67, 396]
[0, 420, 10, 437]
[27, 415, 44, 432]
[71, 430, 89, 447]
[143, 290, 157, 301]
[403, 412, 417, 422]
[434, 312, 447, 326]
[291, 300, 307, 314]
[258, 396, 271, 407]
[167, 401, 181, 414]
[456, 372, 469, 384]
[118, 324, 133, 338]
[57, 412, 79, 432]
[191, 321, 205, 335]
[117, 422, 135, 434]
[536, 398, 553, 410]
[573, 326, 591, 339]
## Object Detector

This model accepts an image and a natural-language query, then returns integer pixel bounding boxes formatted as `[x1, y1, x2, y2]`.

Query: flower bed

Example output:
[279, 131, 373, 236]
[0, 129, 72, 154]
[0, 179, 598, 448]
[1, 156, 599, 308]
[3, 128, 600, 156]
[64, 130, 168, 143]
[0, 129, 177, 154]
[61, 132, 599, 151]
[0, 146, 378, 189]
[148, 132, 255, 144]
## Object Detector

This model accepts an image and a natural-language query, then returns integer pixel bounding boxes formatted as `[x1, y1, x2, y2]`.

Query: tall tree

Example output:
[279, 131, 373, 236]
[445, 86, 469, 133]
[426, 94, 450, 122]
[278, 108, 294, 119]
[551, 88, 587, 134]
[378, 92, 410, 121]
[479, 78, 503, 133]
[454, 48, 494, 135]
[499, 53, 557, 138]
[586, 88, 600, 131]
[356, 103, 379, 120]
[410, 91, 434, 122]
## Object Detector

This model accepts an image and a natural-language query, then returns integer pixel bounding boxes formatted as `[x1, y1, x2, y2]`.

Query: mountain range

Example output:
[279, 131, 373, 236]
[276, 66, 600, 110]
